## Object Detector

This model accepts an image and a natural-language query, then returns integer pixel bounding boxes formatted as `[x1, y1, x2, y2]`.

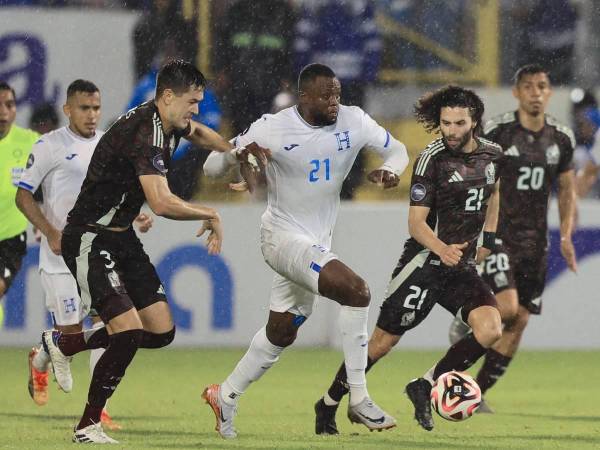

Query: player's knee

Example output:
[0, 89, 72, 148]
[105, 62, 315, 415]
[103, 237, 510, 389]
[140, 327, 176, 349]
[471, 307, 502, 347]
[347, 278, 371, 307]
[266, 323, 297, 347]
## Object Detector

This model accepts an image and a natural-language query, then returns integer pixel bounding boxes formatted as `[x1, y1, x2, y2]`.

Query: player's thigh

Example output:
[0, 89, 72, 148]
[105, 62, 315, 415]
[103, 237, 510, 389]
[61, 227, 136, 324]
[0, 231, 27, 294]
[269, 273, 317, 320]
[40, 270, 87, 327]
[261, 229, 338, 295]
[443, 267, 498, 325]
[376, 253, 440, 336]
[119, 231, 169, 318]
[514, 255, 547, 315]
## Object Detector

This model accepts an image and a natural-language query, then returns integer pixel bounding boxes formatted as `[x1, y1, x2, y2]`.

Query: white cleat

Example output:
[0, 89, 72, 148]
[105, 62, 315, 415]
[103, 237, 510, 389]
[41, 330, 73, 393]
[202, 384, 238, 439]
[72, 423, 119, 444]
[347, 397, 396, 431]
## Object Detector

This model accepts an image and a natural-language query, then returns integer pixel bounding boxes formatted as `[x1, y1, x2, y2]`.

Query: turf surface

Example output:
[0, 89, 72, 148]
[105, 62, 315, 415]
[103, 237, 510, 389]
[1, 348, 598, 449]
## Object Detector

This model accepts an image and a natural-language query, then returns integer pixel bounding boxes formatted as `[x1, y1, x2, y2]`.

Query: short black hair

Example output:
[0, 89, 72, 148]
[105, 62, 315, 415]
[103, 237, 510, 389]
[513, 64, 550, 85]
[67, 79, 99, 98]
[298, 63, 336, 92]
[155, 59, 206, 98]
[414, 85, 485, 136]
[29, 103, 59, 128]
[0, 81, 16, 100]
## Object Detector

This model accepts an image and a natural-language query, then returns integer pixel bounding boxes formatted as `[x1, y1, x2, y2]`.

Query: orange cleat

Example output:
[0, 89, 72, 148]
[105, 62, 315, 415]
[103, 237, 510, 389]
[101, 409, 123, 431]
[28, 348, 49, 406]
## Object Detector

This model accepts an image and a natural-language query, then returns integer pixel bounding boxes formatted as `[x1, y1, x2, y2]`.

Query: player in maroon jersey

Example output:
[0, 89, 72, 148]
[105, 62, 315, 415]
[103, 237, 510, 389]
[449, 64, 577, 413]
[315, 86, 504, 433]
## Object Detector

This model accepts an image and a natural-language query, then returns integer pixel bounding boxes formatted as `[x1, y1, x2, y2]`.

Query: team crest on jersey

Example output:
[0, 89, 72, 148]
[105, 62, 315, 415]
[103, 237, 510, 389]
[546, 144, 560, 165]
[401, 311, 416, 326]
[26, 153, 34, 168]
[494, 272, 508, 288]
[485, 163, 495, 184]
[410, 183, 427, 202]
[152, 154, 168, 173]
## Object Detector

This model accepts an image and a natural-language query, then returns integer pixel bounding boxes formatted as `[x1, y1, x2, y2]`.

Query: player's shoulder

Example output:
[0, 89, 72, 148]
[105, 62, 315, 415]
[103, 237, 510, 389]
[545, 115, 576, 148]
[11, 125, 40, 145]
[477, 136, 503, 154]
[33, 127, 66, 150]
[484, 111, 517, 135]
[414, 138, 446, 175]
[417, 138, 446, 159]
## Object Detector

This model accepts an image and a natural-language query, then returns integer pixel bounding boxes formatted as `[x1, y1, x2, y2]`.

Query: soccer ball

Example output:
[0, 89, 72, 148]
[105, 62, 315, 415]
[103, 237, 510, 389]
[430, 371, 481, 421]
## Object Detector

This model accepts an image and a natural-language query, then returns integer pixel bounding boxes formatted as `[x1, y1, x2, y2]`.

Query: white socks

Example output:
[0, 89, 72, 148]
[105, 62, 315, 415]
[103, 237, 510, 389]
[32, 344, 51, 371]
[220, 326, 284, 406]
[339, 305, 369, 406]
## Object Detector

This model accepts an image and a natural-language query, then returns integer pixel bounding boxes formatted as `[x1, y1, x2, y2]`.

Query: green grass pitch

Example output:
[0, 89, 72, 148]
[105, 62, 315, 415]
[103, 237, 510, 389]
[1, 348, 599, 449]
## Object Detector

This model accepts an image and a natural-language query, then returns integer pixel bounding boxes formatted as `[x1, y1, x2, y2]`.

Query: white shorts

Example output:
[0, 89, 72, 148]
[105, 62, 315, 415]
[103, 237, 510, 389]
[261, 228, 338, 317]
[40, 270, 89, 326]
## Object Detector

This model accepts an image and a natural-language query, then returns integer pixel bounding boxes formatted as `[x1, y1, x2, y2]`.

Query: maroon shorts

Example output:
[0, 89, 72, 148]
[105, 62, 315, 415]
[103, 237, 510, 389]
[377, 251, 497, 336]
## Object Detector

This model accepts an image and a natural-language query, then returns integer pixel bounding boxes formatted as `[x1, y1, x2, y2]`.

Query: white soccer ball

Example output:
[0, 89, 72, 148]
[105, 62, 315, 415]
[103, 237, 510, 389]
[430, 371, 481, 421]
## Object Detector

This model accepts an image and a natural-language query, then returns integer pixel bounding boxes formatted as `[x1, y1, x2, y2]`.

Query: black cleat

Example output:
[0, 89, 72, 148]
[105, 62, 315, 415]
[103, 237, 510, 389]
[405, 378, 434, 431]
[314, 398, 339, 435]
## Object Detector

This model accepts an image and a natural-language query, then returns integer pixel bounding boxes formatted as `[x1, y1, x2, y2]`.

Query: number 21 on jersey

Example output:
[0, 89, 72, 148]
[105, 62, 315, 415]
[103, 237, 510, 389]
[309, 158, 331, 182]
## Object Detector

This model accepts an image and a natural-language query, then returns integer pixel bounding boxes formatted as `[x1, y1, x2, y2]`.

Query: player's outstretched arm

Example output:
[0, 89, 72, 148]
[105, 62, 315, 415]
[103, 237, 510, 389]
[366, 136, 409, 189]
[575, 160, 600, 197]
[558, 169, 578, 272]
[139, 174, 223, 254]
[186, 120, 233, 153]
[15, 188, 62, 255]
[408, 205, 466, 267]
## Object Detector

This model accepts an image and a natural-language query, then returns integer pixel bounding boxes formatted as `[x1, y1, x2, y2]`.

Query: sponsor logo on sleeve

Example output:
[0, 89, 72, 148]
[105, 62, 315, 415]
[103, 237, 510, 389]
[26, 153, 34, 168]
[410, 183, 427, 202]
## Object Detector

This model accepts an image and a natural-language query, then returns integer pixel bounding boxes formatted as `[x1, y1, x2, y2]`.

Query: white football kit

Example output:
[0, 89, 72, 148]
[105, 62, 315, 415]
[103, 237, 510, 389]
[205, 105, 408, 317]
[19, 126, 103, 325]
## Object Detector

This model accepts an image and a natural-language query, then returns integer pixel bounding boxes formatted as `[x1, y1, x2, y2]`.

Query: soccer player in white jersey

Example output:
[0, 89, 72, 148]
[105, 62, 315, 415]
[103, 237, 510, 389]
[16, 80, 151, 430]
[201, 63, 410, 438]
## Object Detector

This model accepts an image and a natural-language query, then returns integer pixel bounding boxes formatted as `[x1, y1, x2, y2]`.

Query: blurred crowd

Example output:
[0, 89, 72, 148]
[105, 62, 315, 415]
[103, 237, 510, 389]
[6, 0, 600, 199]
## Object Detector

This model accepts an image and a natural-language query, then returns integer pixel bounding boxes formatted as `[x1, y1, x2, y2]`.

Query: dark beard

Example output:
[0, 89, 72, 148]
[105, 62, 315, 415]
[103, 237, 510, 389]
[443, 131, 472, 152]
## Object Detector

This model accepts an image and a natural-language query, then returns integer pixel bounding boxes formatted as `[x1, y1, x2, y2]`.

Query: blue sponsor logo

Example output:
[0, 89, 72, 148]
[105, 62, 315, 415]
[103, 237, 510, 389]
[65, 153, 78, 160]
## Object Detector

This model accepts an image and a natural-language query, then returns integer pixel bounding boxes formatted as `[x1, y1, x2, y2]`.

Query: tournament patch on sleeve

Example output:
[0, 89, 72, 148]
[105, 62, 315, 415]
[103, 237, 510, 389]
[410, 183, 427, 202]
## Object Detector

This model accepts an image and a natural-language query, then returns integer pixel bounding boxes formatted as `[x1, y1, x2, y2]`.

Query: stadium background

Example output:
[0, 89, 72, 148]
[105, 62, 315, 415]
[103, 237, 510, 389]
[1, 0, 599, 350]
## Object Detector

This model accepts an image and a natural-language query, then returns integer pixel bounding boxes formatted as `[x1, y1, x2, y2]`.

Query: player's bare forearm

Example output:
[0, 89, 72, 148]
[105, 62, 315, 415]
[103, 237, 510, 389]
[187, 120, 233, 153]
[15, 188, 59, 238]
[140, 174, 219, 221]
[575, 161, 599, 197]
[408, 206, 446, 256]
[483, 181, 500, 233]
[558, 170, 576, 239]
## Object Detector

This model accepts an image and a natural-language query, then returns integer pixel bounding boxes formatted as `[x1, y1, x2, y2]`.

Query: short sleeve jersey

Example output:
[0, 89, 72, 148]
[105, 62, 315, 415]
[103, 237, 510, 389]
[484, 112, 574, 258]
[19, 126, 103, 273]
[66, 102, 190, 229]
[402, 137, 504, 266]
[234, 105, 392, 244]
[0, 125, 39, 241]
